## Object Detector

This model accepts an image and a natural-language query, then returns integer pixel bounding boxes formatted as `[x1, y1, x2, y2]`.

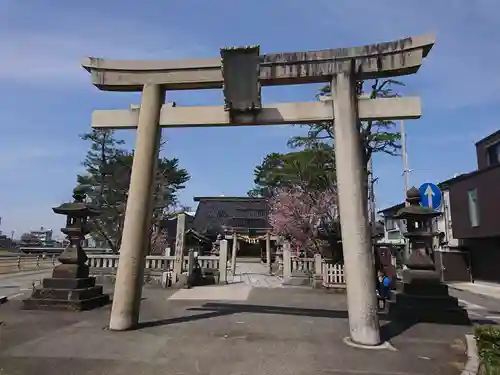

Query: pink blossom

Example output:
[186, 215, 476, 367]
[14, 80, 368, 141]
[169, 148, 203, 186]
[268, 186, 338, 255]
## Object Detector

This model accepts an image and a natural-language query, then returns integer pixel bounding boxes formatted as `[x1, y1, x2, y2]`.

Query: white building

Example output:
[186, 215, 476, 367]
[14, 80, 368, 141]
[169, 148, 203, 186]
[435, 188, 459, 249]
[29, 227, 53, 245]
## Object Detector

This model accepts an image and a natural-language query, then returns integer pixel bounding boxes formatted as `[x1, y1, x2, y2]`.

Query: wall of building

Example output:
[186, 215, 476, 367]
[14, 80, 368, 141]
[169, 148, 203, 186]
[463, 237, 500, 283]
[476, 129, 500, 170]
[448, 166, 500, 238]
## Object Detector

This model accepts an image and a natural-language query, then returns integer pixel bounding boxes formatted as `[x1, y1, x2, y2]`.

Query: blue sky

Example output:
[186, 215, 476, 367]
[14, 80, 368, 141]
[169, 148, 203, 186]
[1, 0, 499, 238]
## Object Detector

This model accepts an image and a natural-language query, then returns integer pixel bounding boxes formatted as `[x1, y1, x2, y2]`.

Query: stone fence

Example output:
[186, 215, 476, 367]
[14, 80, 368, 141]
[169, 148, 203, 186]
[87, 253, 224, 286]
[85, 243, 346, 289]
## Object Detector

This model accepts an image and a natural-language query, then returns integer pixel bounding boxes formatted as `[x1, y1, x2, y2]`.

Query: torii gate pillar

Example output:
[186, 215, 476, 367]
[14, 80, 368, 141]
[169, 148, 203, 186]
[332, 67, 380, 345]
[109, 84, 164, 331]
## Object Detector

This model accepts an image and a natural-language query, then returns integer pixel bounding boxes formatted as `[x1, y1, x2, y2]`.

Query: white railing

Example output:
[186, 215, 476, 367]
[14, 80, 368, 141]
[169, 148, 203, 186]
[86, 254, 221, 273]
[87, 254, 119, 269]
[145, 255, 174, 270]
[291, 257, 315, 273]
[282, 246, 346, 286]
[198, 256, 219, 270]
[322, 262, 345, 285]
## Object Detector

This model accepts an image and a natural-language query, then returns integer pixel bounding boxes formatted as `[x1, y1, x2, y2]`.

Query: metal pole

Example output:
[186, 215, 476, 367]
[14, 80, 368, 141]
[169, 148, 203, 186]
[400, 120, 410, 205]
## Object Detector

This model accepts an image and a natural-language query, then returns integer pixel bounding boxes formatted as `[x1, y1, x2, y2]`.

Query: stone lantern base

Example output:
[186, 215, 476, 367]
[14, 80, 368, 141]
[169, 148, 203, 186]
[23, 263, 110, 312]
[387, 269, 470, 325]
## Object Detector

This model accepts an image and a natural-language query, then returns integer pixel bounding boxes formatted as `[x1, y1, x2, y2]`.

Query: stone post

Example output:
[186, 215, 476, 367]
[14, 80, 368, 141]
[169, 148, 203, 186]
[231, 232, 238, 274]
[109, 84, 164, 331]
[173, 213, 186, 279]
[187, 249, 195, 276]
[282, 241, 292, 280]
[331, 68, 381, 346]
[313, 253, 323, 289]
[266, 232, 272, 274]
[219, 239, 228, 283]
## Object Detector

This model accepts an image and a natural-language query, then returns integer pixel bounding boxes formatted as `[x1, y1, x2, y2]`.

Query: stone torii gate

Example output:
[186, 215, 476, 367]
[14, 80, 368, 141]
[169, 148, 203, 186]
[82, 34, 434, 346]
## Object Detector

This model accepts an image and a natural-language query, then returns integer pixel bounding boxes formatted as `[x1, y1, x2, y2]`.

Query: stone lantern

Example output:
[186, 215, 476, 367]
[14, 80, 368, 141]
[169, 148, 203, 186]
[387, 187, 469, 323]
[23, 186, 109, 311]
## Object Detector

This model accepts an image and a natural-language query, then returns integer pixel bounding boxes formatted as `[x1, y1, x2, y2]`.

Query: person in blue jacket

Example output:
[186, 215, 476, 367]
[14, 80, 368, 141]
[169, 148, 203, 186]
[376, 270, 392, 309]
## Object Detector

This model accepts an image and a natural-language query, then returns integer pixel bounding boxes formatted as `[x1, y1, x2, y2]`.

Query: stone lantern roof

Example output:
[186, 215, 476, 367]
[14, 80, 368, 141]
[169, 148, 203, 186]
[52, 186, 99, 217]
[394, 186, 441, 219]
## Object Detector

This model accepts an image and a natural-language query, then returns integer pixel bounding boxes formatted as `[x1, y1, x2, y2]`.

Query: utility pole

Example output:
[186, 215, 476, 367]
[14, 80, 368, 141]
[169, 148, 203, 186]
[400, 120, 412, 261]
[401, 120, 410, 205]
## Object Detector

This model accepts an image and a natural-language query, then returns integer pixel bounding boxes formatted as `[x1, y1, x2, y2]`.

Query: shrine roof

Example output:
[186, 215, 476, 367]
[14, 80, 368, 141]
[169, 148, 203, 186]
[192, 196, 271, 235]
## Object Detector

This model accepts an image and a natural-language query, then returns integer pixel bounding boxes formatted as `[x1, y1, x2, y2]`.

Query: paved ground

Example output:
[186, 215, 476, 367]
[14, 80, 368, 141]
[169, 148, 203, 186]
[229, 261, 283, 288]
[0, 282, 470, 375]
[0, 269, 52, 300]
[449, 281, 500, 300]
[450, 288, 500, 324]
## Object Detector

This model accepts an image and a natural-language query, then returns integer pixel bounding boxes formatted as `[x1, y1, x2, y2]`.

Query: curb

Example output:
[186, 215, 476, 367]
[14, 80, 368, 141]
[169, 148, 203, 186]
[0, 295, 7, 304]
[462, 334, 479, 375]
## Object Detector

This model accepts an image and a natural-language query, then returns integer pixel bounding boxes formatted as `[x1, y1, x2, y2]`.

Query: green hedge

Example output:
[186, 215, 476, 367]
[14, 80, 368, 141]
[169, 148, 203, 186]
[476, 325, 500, 375]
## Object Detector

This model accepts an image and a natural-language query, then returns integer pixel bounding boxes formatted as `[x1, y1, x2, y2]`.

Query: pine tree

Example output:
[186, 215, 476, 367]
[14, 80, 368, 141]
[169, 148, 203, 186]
[77, 130, 190, 253]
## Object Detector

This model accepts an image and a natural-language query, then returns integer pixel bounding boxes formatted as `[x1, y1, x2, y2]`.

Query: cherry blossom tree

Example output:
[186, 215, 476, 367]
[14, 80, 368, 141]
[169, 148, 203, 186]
[269, 186, 338, 256]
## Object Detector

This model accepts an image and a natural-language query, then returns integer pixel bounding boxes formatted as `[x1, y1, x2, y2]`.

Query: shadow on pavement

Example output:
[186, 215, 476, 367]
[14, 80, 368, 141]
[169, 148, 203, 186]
[136, 302, 471, 341]
[137, 310, 235, 329]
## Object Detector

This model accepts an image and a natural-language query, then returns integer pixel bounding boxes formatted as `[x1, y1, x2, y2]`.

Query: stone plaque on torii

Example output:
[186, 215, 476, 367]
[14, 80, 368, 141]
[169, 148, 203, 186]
[82, 34, 435, 346]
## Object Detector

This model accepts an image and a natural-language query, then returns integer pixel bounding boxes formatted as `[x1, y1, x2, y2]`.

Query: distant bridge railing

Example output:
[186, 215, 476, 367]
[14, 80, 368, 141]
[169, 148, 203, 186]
[17, 247, 113, 255]
[0, 254, 59, 274]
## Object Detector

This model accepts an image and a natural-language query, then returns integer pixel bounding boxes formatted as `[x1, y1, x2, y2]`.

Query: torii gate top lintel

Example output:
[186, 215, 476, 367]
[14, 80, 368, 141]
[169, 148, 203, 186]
[82, 33, 435, 92]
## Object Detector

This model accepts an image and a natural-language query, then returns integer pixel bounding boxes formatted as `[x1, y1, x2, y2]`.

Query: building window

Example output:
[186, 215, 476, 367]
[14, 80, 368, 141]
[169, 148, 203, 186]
[387, 231, 403, 240]
[486, 141, 500, 167]
[467, 188, 480, 227]
[385, 218, 397, 231]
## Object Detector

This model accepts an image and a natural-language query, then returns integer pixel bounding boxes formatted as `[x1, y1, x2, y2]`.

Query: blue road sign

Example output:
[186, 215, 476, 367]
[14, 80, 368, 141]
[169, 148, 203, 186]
[418, 183, 442, 211]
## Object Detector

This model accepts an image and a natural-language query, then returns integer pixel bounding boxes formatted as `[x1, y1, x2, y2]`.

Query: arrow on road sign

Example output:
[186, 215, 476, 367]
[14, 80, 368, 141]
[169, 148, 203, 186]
[418, 183, 442, 211]
[424, 185, 434, 209]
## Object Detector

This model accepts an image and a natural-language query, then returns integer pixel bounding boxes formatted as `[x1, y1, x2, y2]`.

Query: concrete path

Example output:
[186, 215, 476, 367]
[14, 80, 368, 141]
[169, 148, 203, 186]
[229, 259, 283, 288]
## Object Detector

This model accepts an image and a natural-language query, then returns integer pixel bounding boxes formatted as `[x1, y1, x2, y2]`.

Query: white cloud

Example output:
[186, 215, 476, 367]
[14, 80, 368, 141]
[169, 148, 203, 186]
[0, 3, 210, 235]
[0, 3, 207, 88]
[0, 140, 80, 172]
[289, 0, 500, 110]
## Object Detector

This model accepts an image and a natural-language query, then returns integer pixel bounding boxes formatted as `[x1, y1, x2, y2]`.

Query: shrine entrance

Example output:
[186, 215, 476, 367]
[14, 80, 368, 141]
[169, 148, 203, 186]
[82, 34, 435, 347]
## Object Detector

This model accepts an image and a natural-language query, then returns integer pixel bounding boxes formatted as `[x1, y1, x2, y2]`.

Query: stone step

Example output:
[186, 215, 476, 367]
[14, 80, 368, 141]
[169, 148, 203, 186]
[32, 285, 104, 301]
[42, 277, 96, 289]
[393, 293, 461, 309]
[23, 294, 110, 312]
